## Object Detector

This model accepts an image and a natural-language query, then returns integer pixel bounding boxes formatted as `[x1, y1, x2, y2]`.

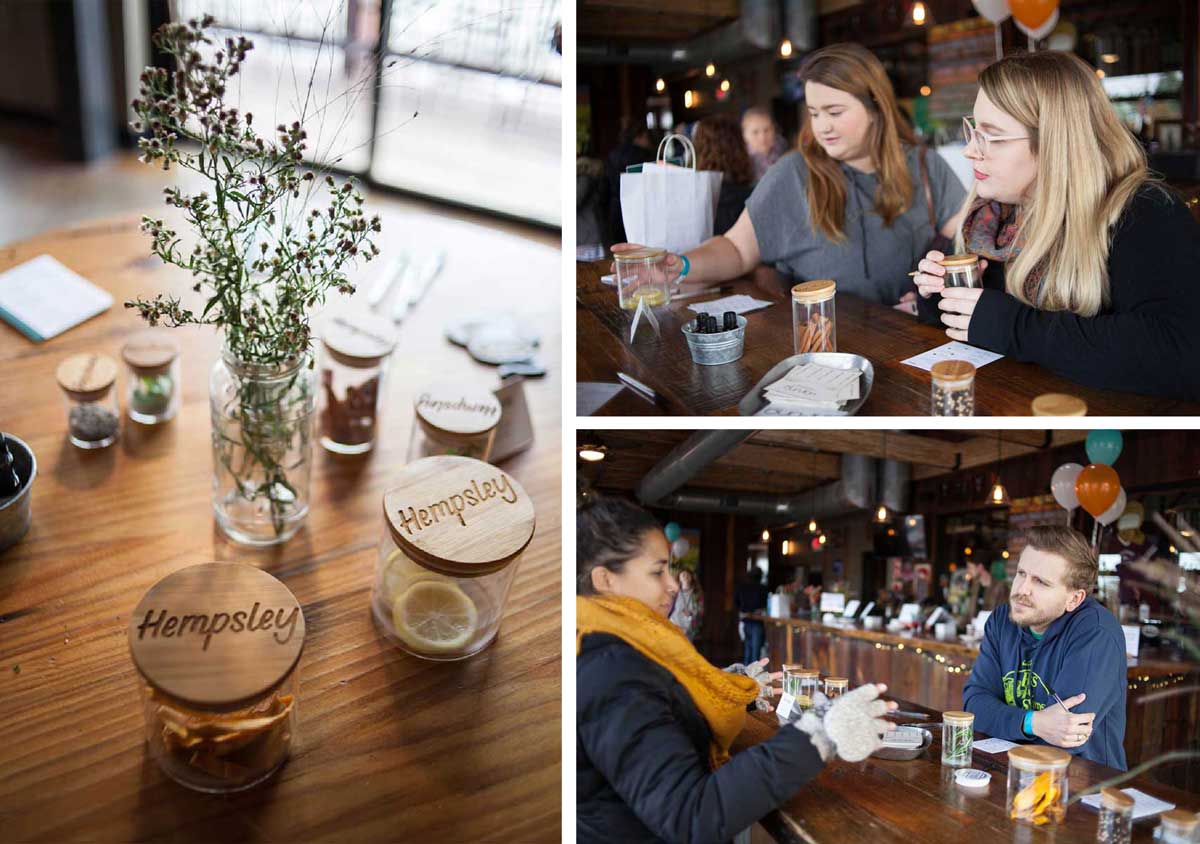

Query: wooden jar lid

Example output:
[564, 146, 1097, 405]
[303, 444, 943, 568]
[791, 279, 836, 303]
[56, 353, 118, 402]
[128, 563, 305, 710]
[931, 360, 976, 384]
[824, 676, 848, 685]
[1008, 745, 1071, 771]
[940, 253, 980, 268]
[382, 455, 535, 578]
[317, 304, 398, 368]
[415, 384, 501, 438]
[1031, 393, 1088, 417]
[1100, 788, 1135, 811]
[613, 247, 666, 262]
[943, 710, 975, 725]
[121, 330, 180, 376]
[1161, 810, 1200, 829]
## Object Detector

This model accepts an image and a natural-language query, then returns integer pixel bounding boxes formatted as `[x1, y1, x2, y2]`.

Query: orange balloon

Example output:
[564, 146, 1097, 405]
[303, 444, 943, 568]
[1076, 463, 1120, 518]
[1009, 0, 1058, 29]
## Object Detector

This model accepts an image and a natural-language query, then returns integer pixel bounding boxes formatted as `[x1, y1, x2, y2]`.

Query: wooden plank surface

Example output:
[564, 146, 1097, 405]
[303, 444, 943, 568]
[576, 260, 1200, 416]
[735, 700, 1200, 844]
[0, 214, 562, 843]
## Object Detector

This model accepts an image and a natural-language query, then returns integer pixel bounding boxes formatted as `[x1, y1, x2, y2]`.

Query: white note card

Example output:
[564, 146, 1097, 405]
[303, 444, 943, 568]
[1122, 624, 1141, 657]
[1081, 788, 1174, 820]
[0, 254, 113, 342]
[776, 693, 796, 720]
[688, 295, 773, 317]
[973, 738, 1018, 754]
[901, 341, 1003, 372]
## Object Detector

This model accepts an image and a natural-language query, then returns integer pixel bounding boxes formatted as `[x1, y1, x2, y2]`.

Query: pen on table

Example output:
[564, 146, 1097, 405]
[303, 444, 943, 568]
[616, 372, 663, 407]
[887, 710, 931, 720]
[673, 284, 733, 301]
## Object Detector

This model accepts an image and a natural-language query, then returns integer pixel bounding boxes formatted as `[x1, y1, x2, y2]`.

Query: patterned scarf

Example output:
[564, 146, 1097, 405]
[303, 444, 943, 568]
[577, 594, 759, 769]
[961, 197, 1048, 304]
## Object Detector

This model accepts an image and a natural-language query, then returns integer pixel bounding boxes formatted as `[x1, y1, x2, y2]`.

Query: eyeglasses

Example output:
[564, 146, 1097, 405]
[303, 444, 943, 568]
[962, 117, 1028, 158]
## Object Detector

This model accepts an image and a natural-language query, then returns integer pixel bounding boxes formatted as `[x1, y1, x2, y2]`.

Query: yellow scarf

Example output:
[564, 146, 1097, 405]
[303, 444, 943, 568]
[577, 594, 759, 768]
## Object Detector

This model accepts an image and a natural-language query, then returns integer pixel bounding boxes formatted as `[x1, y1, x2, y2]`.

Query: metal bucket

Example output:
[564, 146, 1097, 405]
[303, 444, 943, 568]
[0, 433, 36, 553]
[682, 315, 746, 366]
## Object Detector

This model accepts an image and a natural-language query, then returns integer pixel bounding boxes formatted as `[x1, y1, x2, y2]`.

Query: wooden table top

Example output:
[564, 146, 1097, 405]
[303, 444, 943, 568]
[0, 216, 561, 843]
[577, 259, 1200, 416]
[736, 699, 1200, 844]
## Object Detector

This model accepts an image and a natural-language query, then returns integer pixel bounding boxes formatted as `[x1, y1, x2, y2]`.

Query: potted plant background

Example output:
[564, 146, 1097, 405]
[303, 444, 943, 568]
[126, 16, 380, 545]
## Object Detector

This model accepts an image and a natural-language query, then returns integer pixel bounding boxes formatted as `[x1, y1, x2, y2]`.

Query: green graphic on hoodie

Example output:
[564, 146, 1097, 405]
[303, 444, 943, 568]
[1002, 657, 1048, 711]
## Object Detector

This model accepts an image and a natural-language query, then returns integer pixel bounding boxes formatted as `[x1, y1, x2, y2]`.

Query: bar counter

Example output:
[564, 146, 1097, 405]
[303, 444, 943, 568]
[734, 697, 1200, 844]
[750, 614, 1200, 790]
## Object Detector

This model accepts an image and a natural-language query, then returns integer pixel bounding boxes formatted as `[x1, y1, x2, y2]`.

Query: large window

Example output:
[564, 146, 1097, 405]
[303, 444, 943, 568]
[175, 0, 561, 225]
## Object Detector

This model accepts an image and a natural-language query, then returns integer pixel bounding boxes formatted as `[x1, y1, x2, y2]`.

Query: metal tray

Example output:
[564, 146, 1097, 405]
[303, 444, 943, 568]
[738, 352, 874, 416]
[872, 727, 932, 761]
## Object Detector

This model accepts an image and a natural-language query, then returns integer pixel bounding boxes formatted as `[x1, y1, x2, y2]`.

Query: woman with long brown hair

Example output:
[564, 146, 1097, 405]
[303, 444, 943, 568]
[614, 43, 967, 307]
[692, 114, 756, 235]
[912, 50, 1200, 399]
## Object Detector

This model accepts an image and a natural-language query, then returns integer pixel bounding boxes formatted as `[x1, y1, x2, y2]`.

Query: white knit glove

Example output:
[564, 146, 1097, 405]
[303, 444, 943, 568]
[724, 659, 777, 712]
[821, 683, 892, 762]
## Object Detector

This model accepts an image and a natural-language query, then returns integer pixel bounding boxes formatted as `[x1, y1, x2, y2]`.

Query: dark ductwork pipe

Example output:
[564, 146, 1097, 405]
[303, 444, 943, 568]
[650, 453, 878, 520]
[635, 430, 754, 506]
[784, 0, 818, 54]
[879, 459, 911, 515]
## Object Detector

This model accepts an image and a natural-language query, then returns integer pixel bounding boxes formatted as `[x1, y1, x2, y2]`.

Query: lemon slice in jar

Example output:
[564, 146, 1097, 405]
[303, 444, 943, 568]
[392, 579, 478, 653]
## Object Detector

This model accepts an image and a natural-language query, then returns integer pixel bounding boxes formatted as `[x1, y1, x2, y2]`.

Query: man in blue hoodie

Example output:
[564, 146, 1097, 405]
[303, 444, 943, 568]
[963, 525, 1127, 770]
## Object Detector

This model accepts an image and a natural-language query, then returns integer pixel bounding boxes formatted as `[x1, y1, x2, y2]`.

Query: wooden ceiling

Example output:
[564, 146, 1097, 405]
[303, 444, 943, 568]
[578, 0, 740, 43]
[577, 430, 1090, 495]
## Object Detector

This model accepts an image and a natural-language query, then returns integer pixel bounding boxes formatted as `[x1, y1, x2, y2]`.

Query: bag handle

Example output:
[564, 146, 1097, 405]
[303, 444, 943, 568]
[656, 133, 696, 170]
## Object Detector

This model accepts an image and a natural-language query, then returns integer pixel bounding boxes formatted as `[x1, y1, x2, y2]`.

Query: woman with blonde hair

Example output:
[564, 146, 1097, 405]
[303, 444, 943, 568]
[614, 43, 967, 307]
[914, 50, 1200, 399]
[577, 493, 898, 844]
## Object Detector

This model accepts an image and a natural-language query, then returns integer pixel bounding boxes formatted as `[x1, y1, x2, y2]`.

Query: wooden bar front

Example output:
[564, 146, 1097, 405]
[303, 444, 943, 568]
[754, 615, 1200, 790]
[734, 698, 1200, 844]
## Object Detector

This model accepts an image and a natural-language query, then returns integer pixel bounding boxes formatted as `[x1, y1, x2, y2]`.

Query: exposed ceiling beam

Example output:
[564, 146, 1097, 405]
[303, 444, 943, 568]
[910, 431, 1089, 480]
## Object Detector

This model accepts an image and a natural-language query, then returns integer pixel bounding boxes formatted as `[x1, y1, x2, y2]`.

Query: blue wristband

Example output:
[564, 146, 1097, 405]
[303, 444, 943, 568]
[678, 254, 690, 280]
[1023, 710, 1034, 737]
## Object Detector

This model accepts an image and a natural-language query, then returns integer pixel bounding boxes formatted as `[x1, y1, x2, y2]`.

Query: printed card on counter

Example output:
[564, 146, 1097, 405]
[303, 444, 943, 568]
[688, 294, 773, 317]
[973, 738, 1018, 754]
[756, 361, 863, 416]
[901, 341, 1003, 372]
[0, 254, 113, 342]
[776, 692, 796, 721]
[1081, 788, 1174, 820]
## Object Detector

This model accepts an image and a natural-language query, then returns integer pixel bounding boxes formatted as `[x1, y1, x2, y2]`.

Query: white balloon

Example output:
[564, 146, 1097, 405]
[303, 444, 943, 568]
[671, 537, 691, 559]
[1097, 487, 1127, 527]
[1051, 462, 1083, 511]
[971, 0, 1011, 24]
[1046, 20, 1078, 52]
[1016, 7, 1060, 43]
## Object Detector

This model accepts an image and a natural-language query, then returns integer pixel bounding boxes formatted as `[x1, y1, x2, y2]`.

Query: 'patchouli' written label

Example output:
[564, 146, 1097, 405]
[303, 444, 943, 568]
[395, 474, 519, 534]
[416, 393, 500, 419]
[137, 602, 301, 651]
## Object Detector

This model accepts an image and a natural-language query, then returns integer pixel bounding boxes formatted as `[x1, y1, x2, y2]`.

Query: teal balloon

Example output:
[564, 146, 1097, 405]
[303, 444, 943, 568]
[1086, 430, 1123, 466]
[664, 522, 681, 542]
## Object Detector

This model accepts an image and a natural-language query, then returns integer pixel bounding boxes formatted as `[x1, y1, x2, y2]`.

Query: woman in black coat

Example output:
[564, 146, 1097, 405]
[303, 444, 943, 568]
[577, 494, 897, 844]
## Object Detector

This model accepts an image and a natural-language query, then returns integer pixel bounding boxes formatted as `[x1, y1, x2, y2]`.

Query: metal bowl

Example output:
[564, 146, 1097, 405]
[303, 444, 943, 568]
[682, 315, 747, 366]
[738, 352, 874, 416]
[872, 727, 932, 761]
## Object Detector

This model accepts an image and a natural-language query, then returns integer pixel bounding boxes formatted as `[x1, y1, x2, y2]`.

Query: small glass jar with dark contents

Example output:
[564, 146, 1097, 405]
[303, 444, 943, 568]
[931, 360, 975, 417]
[56, 352, 121, 449]
[316, 306, 398, 454]
[940, 254, 983, 289]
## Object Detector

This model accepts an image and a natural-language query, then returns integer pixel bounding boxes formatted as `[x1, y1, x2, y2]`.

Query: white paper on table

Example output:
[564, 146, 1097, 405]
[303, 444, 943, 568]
[688, 294, 773, 317]
[1081, 788, 1175, 820]
[901, 341, 1003, 372]
[0, 254, 113, 341]
[776, 693, 796, 720]
[973, 738, 1018, 754]
[766, 364, 860, 404]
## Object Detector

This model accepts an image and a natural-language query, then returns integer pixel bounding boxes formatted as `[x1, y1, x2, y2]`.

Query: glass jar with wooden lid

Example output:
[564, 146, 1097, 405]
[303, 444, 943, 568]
[374, 455, 535, 660]
[614, 247, 670, 310]
[823, 677, 848, 700]
[791, 280, 836, 354]
[940, 254, 983, 289]
[941, 710, 975, 766]
[931, 360, 976, 417]
[122, 330, 181, 424]
[1158, 810, 1200, 844]
[408, 383, 501, 463]
[1096, 787, 1134, 844]
[316, 305, 398, 454]
[56, 352, 120, 449]
[128, 563, 305, 793]
[1031, 393, 1088, 417]
[1007, 745, 1070, 826]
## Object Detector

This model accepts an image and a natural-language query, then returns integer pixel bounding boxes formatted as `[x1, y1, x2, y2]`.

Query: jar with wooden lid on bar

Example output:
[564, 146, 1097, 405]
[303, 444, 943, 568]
[373, 455, 535, 660]
[56, 352, 120, 449]
[1096, 787, 1134, 844]
[941, 710, 975, 766]
[931, 360, 975, 416]
[316, 305, 398, 454]
[1007, 745, 1070, 826]
[128, 563, 305, 793]
[791, 280, 836, 354]
[1031, 393, 1088, 417]
[940, 254, 983, 288]
[122, 330, 181, 424]
[791, 668, 820, 710]
[1157, 810, 1200, 844]
[614, 247, 670, 310]
[408, 384, 501, 463]
[824, 677, 847, 700]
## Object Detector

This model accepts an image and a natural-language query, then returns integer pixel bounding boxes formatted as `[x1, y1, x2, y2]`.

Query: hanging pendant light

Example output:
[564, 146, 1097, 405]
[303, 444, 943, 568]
[990, 433, 1010, 506]
[875, 432, 890, 523]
